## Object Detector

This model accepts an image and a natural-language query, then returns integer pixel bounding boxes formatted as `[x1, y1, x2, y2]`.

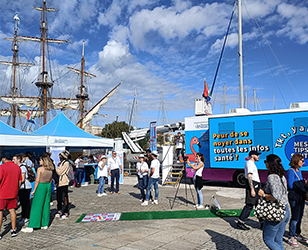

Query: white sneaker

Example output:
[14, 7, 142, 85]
[196, 204, 204, 209]
[153, 199, 158, 205]
[97, 194, 103, 197]
[102, 193, 107, 196]
[141, 200, 148, 206]
[21, 227, 33, 233]
[41, 226, 48, 230]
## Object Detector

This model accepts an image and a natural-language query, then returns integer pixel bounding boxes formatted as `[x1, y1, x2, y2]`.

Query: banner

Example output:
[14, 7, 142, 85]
[149, 121, 157, 152]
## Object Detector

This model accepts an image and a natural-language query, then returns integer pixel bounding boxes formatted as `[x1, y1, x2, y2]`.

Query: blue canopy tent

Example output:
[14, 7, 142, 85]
[0, 120, 47, 156]
[32, 113, 113, 148]
[0, 120, 46, 146]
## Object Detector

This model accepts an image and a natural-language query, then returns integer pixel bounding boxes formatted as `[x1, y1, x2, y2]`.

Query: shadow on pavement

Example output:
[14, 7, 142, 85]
[128, 192, 142, 200]
[205, 229, 249, 250]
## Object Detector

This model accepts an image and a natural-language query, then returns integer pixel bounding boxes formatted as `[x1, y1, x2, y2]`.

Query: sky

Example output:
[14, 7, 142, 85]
[0, 0, 308, 130]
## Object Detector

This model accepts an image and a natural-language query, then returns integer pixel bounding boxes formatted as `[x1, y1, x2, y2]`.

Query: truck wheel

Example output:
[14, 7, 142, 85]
[233, 171, 246, 187]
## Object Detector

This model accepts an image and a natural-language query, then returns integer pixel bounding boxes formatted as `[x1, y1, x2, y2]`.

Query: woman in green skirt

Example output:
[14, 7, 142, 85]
[22, 155, 54, 232]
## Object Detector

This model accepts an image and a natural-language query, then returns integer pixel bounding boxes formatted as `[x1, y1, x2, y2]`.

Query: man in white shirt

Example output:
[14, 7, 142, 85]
[108, 151, 122, 194]
[237, 150, 261, 230]
[142, 151, 160, 206]
[97, 155, 108, 197]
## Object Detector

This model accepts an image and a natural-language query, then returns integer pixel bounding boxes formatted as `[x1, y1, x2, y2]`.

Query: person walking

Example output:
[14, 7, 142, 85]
[236, 150, 261, 230]
[21, 155, 54, 232]
[55, 151, 70, 220]
[108, 151, 122, 194]
[286, 154, 308, 246]
[258, 154, 290, 250]
[186, 152, 205, 209]
[97, 155, 108, 197]
[0, 153, 22, 239]
[13, 154, 31, 226]
[142, 150, 160, 206]
[136, 154, 149, 202]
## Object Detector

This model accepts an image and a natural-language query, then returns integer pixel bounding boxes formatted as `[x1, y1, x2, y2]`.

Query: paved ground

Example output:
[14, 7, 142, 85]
[1, 176, 308, 250]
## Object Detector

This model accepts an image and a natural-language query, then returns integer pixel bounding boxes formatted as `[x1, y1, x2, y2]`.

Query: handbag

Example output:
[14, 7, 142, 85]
[292, 168, 308, 201]
[254, 198, 286, 222]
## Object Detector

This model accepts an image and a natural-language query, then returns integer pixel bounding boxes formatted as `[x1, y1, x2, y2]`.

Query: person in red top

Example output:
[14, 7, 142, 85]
[0, 152, 22, 239]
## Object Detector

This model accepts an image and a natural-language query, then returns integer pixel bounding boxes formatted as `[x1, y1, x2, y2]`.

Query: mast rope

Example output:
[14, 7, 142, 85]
[242, 0, 293, 107]
[209, 2, 236, 97]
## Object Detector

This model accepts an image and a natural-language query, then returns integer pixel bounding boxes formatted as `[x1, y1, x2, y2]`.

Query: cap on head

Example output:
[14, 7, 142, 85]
[139, 154, 145, 158]
[249, 150, 261, 157]
[152, 150, 159, 157]
[1, 152, 13, 161]
[101, 155, 107, 160]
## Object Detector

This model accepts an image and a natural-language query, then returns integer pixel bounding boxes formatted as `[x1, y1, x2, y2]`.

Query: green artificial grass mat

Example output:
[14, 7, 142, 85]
[120, 209, 252, 221]
[76, 209, 255, 223]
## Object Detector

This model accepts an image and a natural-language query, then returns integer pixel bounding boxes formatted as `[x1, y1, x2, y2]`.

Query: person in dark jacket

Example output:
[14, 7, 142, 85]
[287, 154, 308, 246]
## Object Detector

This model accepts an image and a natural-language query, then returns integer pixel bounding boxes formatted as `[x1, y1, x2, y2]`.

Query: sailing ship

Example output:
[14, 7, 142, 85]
[0, 0, 121, 131]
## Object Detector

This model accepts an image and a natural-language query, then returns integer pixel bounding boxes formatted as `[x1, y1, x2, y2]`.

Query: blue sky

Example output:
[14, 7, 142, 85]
[0, 0, 308, 130]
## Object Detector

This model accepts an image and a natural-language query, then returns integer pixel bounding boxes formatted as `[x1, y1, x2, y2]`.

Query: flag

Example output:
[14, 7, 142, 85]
[27, 110, 35, 124]
[202, 78, 211, 103]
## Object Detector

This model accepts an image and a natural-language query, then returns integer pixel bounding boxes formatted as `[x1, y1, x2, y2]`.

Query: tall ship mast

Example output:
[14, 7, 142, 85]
[67, 41, 96, 129]
[0, 0, 79, 126]
[0, 14, 34, 128]
[1, 0, 122, 130]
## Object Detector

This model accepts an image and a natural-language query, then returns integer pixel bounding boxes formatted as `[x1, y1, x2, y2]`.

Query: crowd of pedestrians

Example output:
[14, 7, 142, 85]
[235, 150, 308, 249]
[1, 143, 308, 250]
[0, 150, 75, 238]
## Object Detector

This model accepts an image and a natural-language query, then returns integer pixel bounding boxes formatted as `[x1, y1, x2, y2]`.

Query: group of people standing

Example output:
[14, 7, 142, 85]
[95, 151, 123, 196]
[0, 150, 72, 238]
[134, 150, 160, 206]
[237, 150, 308, 249]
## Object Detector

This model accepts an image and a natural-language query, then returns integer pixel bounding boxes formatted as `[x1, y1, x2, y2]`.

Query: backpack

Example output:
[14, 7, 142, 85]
[26, 166, 36, 182]
[66, 160, 75, 182]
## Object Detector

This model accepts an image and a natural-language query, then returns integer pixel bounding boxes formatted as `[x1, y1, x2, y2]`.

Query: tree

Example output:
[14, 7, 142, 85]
[138, 135, 149, 149]
[101, 121, 133, 139]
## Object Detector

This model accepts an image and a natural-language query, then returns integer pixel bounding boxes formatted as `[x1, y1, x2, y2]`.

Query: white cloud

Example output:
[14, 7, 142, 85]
[129, 2, 231, 51]
[276, 3, 308, 44]
[98, 1, 121, 26]
[97, 40, 133, 70]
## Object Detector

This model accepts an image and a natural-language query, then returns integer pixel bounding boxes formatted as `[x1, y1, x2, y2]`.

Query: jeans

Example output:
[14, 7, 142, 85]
[239, 204, 254, 222]
[138, 175, 148, 201]
[193, 178, 203, 205]
[289, 199, 305, 237]
[57, 185, 69, 214]
[98, 177, 106, 194]
[176, 148, 183, 160]
[146, 177, 159, 200]
[263, 204, 290, 250]
[111, 169, 120, 192]
[75, 168, 84, 184]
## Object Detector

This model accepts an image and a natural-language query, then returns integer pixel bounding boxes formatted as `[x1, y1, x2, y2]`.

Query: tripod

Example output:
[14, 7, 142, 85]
[170, 162, 196, 210]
